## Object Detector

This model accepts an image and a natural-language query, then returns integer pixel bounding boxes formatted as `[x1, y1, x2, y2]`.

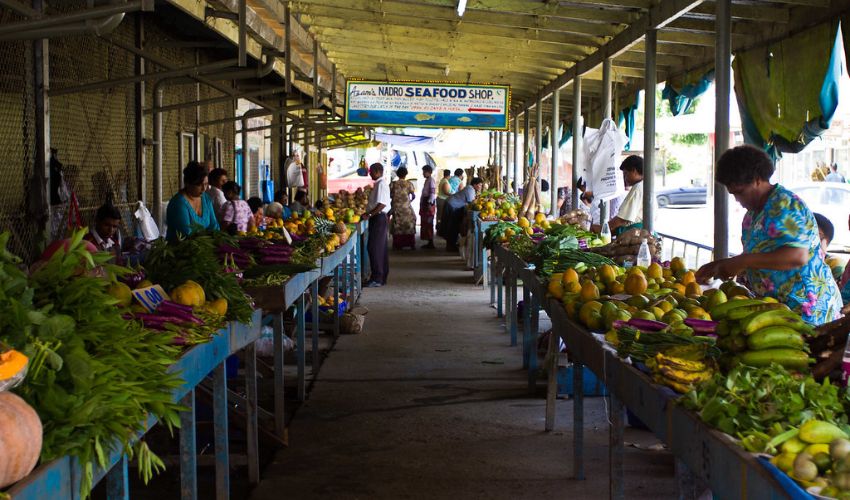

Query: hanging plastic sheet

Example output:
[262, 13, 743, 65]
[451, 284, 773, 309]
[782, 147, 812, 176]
[662, 66, 715, 116]
[617, 90, 642, 151]
[542, 126, 550, 150]
[558, 121, 571, 148]
[733, 20, 842, 159]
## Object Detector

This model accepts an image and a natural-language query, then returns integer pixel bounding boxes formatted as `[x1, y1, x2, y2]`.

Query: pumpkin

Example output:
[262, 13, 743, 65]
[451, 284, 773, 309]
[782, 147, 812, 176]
[0, 392, 42, 488]
[0, 350, 27, 381]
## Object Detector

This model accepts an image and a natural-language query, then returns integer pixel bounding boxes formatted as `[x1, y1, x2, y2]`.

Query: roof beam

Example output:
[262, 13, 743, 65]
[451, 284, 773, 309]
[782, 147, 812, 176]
[299, 14, 607, 48]
[688, 2, 789, 23]
[345, 0, 648, 20]
[290, 0, 623, 36]
[310, 26, 595, 57]
[326, 48, 574, 74]
[528, 0, 704, 107]
[335, 55, 565, 80]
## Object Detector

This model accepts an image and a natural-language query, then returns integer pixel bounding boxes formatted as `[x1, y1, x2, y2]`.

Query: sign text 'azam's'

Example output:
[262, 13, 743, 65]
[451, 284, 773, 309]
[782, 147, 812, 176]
[345, 80, 510, 130]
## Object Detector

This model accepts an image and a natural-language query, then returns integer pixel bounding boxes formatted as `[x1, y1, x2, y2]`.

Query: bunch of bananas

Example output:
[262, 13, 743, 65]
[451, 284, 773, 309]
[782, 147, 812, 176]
[648, 344, 716, 393]
[712, 299, 813, 371]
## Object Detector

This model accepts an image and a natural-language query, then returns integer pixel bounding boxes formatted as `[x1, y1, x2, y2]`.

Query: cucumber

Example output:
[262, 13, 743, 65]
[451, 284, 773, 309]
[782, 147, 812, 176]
[746, 326, 804, 351]
[726, 302, 789, 321]
[738, 348, 811, 370]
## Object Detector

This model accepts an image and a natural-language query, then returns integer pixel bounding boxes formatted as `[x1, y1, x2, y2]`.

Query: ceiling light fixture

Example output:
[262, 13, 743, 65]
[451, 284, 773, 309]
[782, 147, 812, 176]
[457, 0, 467, 17]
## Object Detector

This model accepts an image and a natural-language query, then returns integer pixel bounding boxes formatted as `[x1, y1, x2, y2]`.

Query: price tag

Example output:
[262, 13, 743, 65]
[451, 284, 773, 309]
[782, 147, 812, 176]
[132, 284, 171, 312]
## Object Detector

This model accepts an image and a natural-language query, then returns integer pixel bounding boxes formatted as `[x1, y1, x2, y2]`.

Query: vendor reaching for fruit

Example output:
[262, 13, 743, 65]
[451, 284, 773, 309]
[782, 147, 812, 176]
[695, 145, 842, 325]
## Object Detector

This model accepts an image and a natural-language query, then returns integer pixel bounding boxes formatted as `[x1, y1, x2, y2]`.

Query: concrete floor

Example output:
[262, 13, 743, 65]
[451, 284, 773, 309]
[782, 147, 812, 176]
[250, 246, 679, 499]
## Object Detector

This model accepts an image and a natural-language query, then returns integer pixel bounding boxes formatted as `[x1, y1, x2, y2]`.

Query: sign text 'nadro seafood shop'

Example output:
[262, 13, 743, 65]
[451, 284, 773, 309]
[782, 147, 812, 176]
[345, 80, 510, 130]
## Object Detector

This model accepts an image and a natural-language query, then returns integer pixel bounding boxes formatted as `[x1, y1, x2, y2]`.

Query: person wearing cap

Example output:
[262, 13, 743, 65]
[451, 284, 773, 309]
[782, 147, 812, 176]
[362, 163, 391, 287]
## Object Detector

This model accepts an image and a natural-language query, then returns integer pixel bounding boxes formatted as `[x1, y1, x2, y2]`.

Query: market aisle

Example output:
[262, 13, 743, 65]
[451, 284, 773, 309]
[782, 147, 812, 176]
[250, 247, 679, 499]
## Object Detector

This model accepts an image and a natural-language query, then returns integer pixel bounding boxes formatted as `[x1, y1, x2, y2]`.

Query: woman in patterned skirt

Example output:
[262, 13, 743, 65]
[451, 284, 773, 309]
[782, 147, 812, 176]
[390, 166, 417, 250]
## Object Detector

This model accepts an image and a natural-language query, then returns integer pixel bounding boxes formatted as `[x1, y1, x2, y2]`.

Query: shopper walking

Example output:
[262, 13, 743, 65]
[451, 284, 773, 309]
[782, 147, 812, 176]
[448, 168, 465, 194]
[440, 177, 484, 251]
[219, 181, 256, 234]
[207, 168, 228, 217]
[363, 163, 391, 287]
[390, 166, 417, 250]
[826, 163, 846, 183]
[419, 165, 437, 249]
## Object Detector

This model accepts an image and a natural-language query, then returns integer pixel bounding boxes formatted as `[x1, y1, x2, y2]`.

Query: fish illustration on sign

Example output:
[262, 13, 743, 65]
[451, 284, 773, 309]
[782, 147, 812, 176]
[457, 116, 472, 122]
[414, 113, 436, 121]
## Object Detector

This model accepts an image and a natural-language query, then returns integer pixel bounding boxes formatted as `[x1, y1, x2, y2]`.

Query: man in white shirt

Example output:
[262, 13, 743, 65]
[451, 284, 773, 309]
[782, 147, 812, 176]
[826, 164, 846, 183]
[363, 163, 391, 287]
[207, 168, 228, 218]
[608, 155, 653, 233]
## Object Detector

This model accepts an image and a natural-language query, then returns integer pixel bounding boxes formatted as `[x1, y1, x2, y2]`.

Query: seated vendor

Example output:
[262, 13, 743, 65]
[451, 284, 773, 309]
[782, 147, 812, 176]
[84, 203, 123, 260]
[695, 145, 842, 325]
[607, 155, 652, 234]
[165, 161, 220, 241]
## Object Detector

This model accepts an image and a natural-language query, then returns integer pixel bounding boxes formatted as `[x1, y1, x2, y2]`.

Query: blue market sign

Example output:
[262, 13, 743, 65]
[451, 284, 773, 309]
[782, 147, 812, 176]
[345, 80, 510, 130]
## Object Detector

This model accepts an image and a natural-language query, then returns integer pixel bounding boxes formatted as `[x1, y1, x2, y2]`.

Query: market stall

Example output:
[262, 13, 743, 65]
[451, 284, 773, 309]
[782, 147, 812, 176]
[481, 214, 850, 500]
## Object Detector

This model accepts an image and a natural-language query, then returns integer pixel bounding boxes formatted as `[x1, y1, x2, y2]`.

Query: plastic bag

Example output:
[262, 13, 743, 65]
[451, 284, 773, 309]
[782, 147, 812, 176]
[0, 347, 28, 392]
[582, 118, 628, 202]
[285, 157, 305, 188]
[134, 201, 160, 241]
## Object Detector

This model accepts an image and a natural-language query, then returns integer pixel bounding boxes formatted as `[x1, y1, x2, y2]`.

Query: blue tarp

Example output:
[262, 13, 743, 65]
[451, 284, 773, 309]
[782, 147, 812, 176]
[662, 69, 715, 116]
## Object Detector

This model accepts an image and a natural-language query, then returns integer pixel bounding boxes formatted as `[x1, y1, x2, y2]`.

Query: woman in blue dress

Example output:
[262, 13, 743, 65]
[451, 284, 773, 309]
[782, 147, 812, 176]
[165, 161, 220, 241]
[695, 145, 842, 325]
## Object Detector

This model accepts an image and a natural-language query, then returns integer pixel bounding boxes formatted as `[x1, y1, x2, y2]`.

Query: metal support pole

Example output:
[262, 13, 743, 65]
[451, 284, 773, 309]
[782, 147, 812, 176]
[179, 390, 197, 500]
[273, 312, 286, 439]
[714, 0, 731, 259]
[245, 344, 259, 485]
[284, 5, 292, 94]
[573, 362, 585, 480]
[212, 364, 230, 498]
[551, 89, 559, 215]
[602, 57, 612, 120]
[572, 77, 582, 210]
[535, 97, 542, 169]
[106, 456, 129, 499]
[331, 64, 337, 110]
[513, 115, 519, 193]
[311, 271, 320, 373]
[33, 0, 50, 248]
[610, 392, 625, 500]
[153, 88, 163, 227]
[505, 124, 511, 193]
[296, 294, 306, 401]
[135, 15, 146, 203]
[241, 116, 249, 198]
[545, 330, 557, 431]
[523, 112, 530, 174]
[237, 0, 246, 67]
[643, 29, 657, 233]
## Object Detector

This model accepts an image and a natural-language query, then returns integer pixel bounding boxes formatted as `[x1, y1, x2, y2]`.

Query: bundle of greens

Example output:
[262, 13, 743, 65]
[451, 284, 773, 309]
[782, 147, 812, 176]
[681, 364, 848, 451]
[615, 326, 717, 362]
[507, 233, 535, 261]
[529, 233, 579, 267]
[544, 222, 596, 241]
[483, 221, 521, 249]
[537, 249, 614, 278]
[2, 231, 185, 497]
[144, 232, 253, 323]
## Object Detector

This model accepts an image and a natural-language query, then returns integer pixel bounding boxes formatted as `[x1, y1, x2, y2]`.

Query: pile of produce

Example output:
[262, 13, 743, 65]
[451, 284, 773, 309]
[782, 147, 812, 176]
[331, 188, 369, 219]
[482, 221, 522, 248]
[647, 344, 718, 393]
[559, 209, 590, 228]
[471, 190, 520, 221]
[518, 163, 543, 219]
[593, 228, 663, 265]
[144, 232, 254, 323]
[682, 365, 846, 453]
[1, 231, 184, 497]
[613, 324, 717, 363]
[239, 263, 316, 288]
[123, 299, 226, 346]
[771, 424, 850, 496]
[713, 298, 813, 370]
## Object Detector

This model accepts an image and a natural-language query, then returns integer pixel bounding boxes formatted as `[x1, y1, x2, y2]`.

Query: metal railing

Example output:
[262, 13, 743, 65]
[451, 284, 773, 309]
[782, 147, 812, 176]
[657, 232, 716, 270]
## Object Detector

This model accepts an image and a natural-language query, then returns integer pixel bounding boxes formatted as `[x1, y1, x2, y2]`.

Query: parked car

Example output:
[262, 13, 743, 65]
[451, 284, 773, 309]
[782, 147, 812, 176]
[656, 185, 707, 207]
[789, 182, 850, 249]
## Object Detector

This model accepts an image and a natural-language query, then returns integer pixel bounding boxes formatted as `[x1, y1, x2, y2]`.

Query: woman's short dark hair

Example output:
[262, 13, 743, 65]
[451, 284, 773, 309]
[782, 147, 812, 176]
[247, 197, 263, 214]
[95, 203, 121, 222]
[397, 166, 408, 178]
[619, 155, 644, 175]
[422, 165, 433, 174]
[275, 190, 288, 203]
[454, 168, 464, 177]
[369, 162, 384, 174]
[443, 169, 451, 177]
[814, 213, 835, 243]
[294, 190, 308, 203]
[470, 177, 484, 187]
[208, 168, 227, 185]
[222, 181, 241, 196]
[183, 161, 207, 186]
[716, 145, 774, 186]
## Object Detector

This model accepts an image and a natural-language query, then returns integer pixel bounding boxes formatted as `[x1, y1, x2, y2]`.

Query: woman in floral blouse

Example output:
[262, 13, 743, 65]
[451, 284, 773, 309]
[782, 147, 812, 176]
[695, 145, 842, 325]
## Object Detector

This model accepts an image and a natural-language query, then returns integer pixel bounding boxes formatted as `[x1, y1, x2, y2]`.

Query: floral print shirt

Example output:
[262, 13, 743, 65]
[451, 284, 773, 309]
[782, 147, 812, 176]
[742, 184, 842, 325]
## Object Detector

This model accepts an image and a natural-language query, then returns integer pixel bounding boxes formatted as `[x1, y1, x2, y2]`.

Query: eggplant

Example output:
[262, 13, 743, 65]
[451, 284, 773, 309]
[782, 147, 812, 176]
[683, 318, 718, 334]
[626, 318, 667, 332]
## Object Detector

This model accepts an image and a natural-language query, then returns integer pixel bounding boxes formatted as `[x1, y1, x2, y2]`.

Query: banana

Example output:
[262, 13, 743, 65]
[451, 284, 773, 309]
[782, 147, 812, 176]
[726, 302, 789, 321]
[741, 308, 814, 335]
[709, 298, 766, 320]
[658, 365, 713, 385]
[656, 352, 708, 372]
[652, 373, 692, 394]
